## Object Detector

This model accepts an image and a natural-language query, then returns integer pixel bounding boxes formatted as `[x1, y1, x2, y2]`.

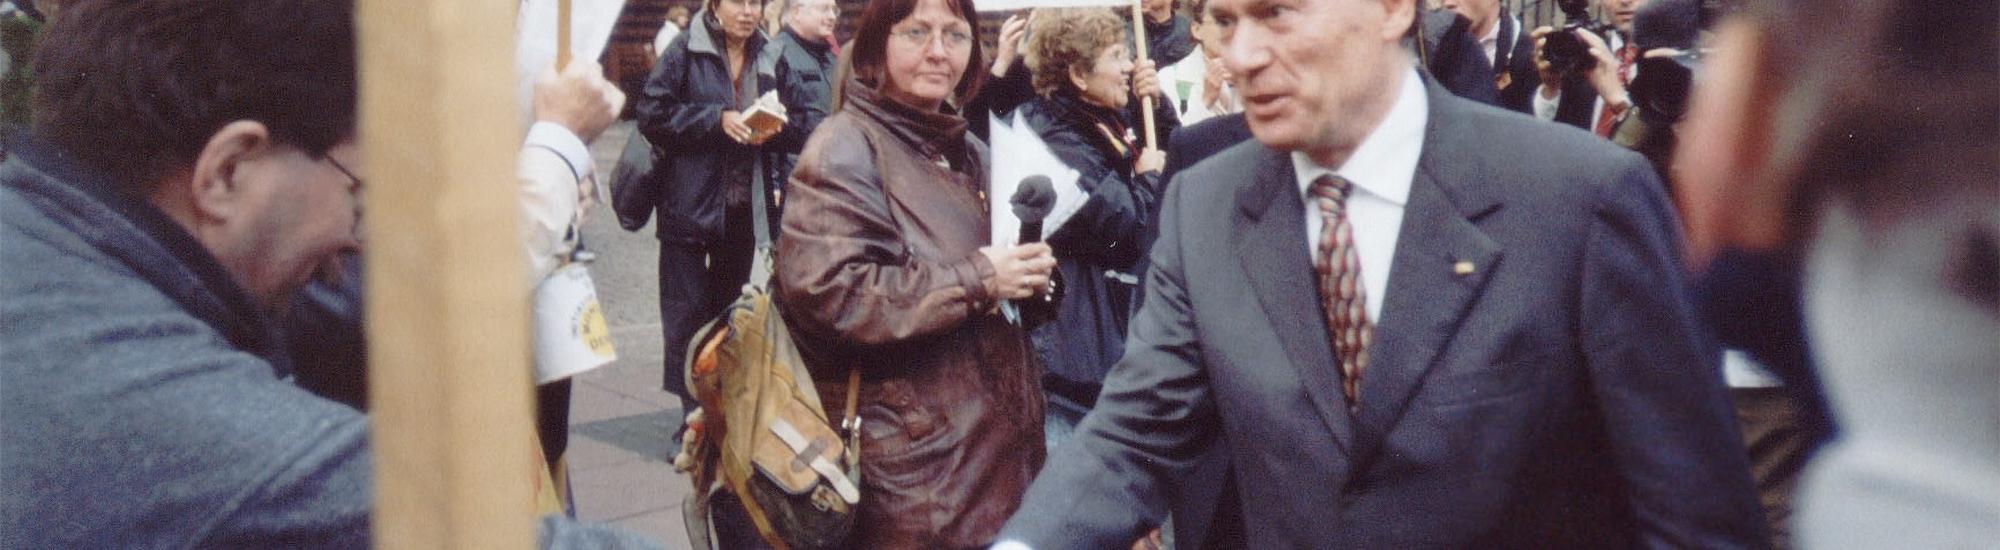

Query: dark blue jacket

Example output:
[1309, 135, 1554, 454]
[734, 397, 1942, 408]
[636, 11, 767, 245]
[1011, 94, 1164, 417]
[755, 27, 835, 194]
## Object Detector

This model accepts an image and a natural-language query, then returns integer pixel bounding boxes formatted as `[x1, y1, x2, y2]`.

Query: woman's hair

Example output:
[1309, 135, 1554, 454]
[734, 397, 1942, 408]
[846, 0, 986, 107]
[1741, 0, 1996, 235]
[33, 0, 356, 189]
[1025, 8, 1128, 97]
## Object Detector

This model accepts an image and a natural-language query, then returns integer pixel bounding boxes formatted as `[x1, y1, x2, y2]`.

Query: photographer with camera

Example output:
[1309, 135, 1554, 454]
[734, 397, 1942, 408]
[1529, 0, 1647, 137]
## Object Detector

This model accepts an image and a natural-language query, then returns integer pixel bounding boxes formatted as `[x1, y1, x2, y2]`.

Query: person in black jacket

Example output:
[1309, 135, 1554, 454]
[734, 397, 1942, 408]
[1442, 0, 1538, 113]
[635, 0, 769, 411]
[756, 0, 836, 200]
[1136, 0, 1196, 69]
[1006, 8, 1169, 450]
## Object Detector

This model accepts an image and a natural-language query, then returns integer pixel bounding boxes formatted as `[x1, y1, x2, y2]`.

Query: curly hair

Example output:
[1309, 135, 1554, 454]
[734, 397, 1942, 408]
[1025, 8, 1128, 97]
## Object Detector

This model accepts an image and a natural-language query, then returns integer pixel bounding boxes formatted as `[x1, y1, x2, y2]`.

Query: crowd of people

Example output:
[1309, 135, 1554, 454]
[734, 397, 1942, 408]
[1, 0, 1993, 548]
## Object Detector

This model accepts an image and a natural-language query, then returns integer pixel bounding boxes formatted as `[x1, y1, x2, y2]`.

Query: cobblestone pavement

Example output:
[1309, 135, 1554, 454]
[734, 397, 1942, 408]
[568, 120, 695, 547]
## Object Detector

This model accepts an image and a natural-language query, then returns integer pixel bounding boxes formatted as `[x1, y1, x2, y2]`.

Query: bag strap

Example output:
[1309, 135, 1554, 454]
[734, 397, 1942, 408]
[841, 367, 861, 471]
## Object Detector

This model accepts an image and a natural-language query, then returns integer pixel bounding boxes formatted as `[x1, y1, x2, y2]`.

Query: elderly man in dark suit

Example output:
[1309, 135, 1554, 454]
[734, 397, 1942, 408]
[995, 0, 1767, 547]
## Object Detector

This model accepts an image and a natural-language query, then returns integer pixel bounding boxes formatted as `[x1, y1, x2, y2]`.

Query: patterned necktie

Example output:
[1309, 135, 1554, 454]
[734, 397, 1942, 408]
[1593, 44, 1639, 137]
[1310, 175, 1373, 407]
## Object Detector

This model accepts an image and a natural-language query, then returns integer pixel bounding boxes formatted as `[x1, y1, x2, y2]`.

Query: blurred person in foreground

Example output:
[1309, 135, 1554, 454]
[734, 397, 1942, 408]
[993, 0, 1767, 546]
[1010, 7, 1168, 449]
[0, 0, 653, 546]
[775, 0, 1060, 545]
[1674, 0, 1999, 546]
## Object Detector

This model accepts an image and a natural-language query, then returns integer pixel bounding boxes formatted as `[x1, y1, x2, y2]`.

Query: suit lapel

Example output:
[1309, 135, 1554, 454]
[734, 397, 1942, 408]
[1349, 86, 1505, 467]
[1232, 147, 1357, 456]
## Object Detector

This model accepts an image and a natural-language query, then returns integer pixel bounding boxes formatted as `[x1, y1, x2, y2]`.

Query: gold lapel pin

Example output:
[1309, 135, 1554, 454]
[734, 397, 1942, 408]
[1453, 261, 1476, 276]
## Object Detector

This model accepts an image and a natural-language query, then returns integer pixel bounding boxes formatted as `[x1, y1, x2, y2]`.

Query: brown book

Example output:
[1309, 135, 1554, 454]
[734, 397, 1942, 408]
[744, 90, 788, 142]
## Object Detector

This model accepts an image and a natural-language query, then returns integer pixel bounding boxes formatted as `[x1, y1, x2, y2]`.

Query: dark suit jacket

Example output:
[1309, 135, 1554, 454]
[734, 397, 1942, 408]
[1157, 114, 1255, 550]
[1421, 10, 1499, 107]
[1494, 15, 1540, 114]
[1001, 80, 1768, 549]
[1163, 113, 1253, 187]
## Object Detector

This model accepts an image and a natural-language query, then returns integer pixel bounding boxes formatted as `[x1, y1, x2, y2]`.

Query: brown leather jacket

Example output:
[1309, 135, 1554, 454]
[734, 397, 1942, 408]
[775, 81, 1046, 549]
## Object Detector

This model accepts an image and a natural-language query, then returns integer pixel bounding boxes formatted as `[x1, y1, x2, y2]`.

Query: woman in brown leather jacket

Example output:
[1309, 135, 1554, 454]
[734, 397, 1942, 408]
[774, 0, 1058, 546]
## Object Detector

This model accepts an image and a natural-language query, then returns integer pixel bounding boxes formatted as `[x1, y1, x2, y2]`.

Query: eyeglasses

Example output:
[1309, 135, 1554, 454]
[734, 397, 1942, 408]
[890, 26, 973, 50]
[325, 156, 364, 193]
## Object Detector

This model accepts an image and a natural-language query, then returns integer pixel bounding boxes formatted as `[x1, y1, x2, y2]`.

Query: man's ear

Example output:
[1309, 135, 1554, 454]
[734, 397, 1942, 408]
[186, 120, 273, 223]
[1382, 0, 1419, 43]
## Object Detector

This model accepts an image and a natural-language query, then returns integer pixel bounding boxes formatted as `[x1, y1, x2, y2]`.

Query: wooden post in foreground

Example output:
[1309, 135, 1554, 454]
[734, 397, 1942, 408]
[357, 1, 534, 548]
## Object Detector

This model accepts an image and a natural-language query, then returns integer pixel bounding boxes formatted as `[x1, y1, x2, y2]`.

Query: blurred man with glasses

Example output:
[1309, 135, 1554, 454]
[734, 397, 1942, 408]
[756, 0, 838, 210]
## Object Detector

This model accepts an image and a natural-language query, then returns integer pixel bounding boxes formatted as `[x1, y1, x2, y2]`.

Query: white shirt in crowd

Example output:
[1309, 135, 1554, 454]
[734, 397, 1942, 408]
[1161, 53, 1241, 126]
[653, 21, 681, 58]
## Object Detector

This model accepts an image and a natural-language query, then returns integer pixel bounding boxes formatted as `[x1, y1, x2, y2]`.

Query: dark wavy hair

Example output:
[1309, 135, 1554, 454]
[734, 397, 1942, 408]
[845, 0, 986, 108]
[32, 0, 356, 189]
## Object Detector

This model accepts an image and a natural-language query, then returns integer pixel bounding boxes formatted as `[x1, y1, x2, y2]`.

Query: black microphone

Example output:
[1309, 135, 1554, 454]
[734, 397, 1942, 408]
[1011, 175, 1056, 245]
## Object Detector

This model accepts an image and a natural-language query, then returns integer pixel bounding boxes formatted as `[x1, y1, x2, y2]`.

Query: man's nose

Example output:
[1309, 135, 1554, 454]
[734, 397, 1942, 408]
[1223, 25, 1272, 77]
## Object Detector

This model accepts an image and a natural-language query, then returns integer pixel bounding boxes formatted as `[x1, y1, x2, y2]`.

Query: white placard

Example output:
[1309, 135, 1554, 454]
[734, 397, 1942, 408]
[988, 111, 1088, 247]
[532, 262, 618, 383]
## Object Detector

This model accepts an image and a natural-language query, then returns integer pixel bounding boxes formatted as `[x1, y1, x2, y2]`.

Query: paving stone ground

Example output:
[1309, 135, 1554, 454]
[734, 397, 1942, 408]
[568, 121, 695, 548]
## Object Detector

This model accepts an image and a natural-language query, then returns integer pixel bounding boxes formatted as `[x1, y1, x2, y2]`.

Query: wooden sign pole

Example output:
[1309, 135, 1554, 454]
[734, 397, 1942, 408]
[1132, 0, 1157, 150]
[557, 0, 573, 69]
[357, 0, 535, 548]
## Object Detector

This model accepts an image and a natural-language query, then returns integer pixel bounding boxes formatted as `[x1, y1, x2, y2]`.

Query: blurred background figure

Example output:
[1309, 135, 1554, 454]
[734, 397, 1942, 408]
[636, 0, 769, 425]
[776, 0, 1057, 546]
[1674, 0, 1999, 547]
[0, 0, 58, 126]
[1530, 0, 1650, 137]
[1134, 0, 1194, 73]
[1439, 0, 1536, 113]
[756, 0, 838, 207]
[1009, 7, 1165, 451]
[653, 5, 690, 55]
[1159, 0, 1238, 125]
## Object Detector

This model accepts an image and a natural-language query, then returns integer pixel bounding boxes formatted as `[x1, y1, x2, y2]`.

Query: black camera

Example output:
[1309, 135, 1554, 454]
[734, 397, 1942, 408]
[1541, 0, 1615, 76]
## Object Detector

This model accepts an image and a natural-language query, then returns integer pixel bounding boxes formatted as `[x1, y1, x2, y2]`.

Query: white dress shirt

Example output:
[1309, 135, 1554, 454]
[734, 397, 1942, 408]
[1290, 68, 1426, 322]
[1480, 21, 1501, 67]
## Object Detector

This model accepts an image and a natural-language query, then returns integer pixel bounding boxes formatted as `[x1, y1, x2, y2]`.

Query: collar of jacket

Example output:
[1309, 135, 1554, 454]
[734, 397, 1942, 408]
[0, 132, 292, 377]
[842, 77, 971, 165]
[779, 27, 831, 59]
[1038, 92, 1134, 160]
[687, 9, 766, 58]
